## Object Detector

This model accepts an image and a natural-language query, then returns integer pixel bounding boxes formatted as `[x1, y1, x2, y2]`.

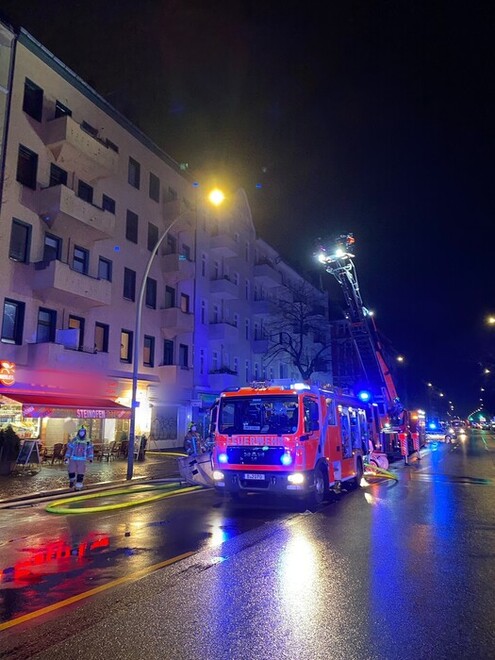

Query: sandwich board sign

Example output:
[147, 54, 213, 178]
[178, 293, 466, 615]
[16, 440, 40, 466]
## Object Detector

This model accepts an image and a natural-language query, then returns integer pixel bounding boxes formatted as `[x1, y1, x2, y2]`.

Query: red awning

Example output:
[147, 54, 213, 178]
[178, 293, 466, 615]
[1, 393, 131, 419]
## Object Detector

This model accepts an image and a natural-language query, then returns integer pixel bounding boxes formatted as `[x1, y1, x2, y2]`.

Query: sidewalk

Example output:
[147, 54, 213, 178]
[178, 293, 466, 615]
[0, 451, 184, 504]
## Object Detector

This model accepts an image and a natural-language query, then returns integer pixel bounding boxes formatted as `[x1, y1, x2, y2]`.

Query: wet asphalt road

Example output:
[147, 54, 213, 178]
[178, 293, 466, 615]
[0, 431, 494, 659]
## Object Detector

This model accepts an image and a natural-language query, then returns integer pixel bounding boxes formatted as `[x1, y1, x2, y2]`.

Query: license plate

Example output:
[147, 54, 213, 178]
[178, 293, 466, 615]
[244, 473, 265, 480]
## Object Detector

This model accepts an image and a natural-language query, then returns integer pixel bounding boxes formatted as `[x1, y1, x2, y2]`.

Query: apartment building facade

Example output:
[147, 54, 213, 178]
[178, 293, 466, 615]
[0, 24, 333, 450]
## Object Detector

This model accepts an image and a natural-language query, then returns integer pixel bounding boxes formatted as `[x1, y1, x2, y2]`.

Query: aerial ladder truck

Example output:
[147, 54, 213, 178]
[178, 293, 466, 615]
[315, 234, 424, 459]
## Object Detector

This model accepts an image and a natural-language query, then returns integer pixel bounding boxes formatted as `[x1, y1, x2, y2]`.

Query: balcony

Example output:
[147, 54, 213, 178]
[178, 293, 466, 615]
[27, 341, 109, 372]
[208, 322, 239, 342]
[210, 277, 238, 299]
[161, 307, 194, 338]
[254, 262, 282, 287]
[37, 185, 115, 242]
[161, 253, 195, 283]
[157, 365, 193, 391]
[45, 115, 118, 180]
[209, 233, 238, 258]
[208, 371, 239, 392]
[252, 298, 276, 317]
[33, 260, 111, 309]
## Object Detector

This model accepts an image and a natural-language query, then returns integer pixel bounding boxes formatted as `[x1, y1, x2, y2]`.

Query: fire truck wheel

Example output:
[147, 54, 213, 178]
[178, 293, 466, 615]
[306, 464, 327, 509]
[348, 457, 364, 490]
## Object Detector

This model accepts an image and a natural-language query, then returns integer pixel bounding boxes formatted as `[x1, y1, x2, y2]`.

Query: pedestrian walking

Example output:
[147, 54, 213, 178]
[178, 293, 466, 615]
[65, 426, 93, 490]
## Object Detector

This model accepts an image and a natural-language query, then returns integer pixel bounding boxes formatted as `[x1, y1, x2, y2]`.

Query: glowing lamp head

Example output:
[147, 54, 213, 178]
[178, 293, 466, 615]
[334, 248, 345, 258]
[287, 472, 305, 485]
[213, 470, 225, 481]
[281, 452, 293, 467]
[358, 390, 371, 403]
[317, 253, 327, 263]
[218, 452, 228, 464]
[208, 188, 225, 207]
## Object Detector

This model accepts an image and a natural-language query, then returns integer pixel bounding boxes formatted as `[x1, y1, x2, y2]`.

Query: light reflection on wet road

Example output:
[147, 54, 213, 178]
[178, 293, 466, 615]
[0, 431, 494, 659]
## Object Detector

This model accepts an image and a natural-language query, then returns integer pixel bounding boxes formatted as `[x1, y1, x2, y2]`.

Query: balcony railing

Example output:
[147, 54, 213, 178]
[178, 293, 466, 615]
[45, 115, 118, 180]
[161, 307, 194, 338]
[37, 184, 115, 242]
[208, 321, 239, 342]
[32, 260, 111, 309]
[253, 262, 282, 287]
[161, 253, 195, 282]
[210, 276, 238, 299]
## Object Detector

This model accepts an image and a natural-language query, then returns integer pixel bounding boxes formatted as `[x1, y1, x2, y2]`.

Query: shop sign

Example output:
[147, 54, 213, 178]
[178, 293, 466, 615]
[22, 406, 131, 419]
[0, 361, 15, 386]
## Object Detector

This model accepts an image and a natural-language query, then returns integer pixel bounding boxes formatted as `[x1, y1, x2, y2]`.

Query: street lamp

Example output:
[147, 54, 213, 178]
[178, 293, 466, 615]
[126, 189, 225, 480]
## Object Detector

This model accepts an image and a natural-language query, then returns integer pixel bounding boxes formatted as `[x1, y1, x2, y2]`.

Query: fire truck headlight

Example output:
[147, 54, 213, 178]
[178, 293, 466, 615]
[281, 452, 293, 466]
[288, 473, 304, 485]
[213, 470, 225, 481]
[218, 452, 228, 464]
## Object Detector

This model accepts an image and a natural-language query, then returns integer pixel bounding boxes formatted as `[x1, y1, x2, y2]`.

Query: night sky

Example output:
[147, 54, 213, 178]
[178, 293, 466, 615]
[2, 1, 495, 417]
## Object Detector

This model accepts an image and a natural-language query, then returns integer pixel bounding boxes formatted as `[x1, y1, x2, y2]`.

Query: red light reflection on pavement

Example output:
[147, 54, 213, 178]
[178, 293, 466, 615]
[0, 534, 110, 623]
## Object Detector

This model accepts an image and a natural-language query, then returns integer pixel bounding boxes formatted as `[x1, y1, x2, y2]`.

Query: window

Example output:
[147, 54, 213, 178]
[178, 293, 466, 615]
[144, 335, 155, 367]
[233, 314, 239, 328]
[245, 242, 249, 262]
[181, 244, 191, 261]
[128, 157, 140, 189]
[165, 286, 175, 308]
[163, 339, 174, 365]
[68, 315, 85, 350]
[213, 305, 220, 324]
[149, 172, 160, 202]
[200, 349, 205, 375]
[95, 322, 109, 353]
[23, 78, 43, 121]
[179, 344, 189, 368]
[180, 293, 190, 313]
[201, 300, 206, 324]
[77, 180, 93, 204]
[123, 268, 136, 301]
[49, 164, 67, 187]
[55, 100, 71, 118]
[233, 357, 238, 375]
[9, 219, 31, 263]
[233, 272, 239, 286]
[37, 308, 56, 343]
[126, 210, 138, 243]
[72, 246, 89, 274]
[148, 223, 158, 252]
[120, 330, 133, 362]
[245, 360, 250, 382]
[201, 254, 206, 277]
[212, 352, 218, 372]
[245, 319, 250, 340]
[214, 261, 220, 279]
[43, 233, 61, 262]
[1, 299, 25, 344]
[166, 234, 177, 254]
[98, 257, 112, 282]
[102, 194, 115, 214]
[16, 145, 38, 189]
[145, 277, 157, 309]
[245, 279, 250, 301]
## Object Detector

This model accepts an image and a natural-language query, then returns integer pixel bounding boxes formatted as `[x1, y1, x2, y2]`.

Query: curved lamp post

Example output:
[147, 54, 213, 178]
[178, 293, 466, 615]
[127, 188, 225, 480]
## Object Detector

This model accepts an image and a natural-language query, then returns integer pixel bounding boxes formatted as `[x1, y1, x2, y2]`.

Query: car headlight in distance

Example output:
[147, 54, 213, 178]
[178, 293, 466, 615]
[213, 470, 225, 481]
[287, 473, 305, 485]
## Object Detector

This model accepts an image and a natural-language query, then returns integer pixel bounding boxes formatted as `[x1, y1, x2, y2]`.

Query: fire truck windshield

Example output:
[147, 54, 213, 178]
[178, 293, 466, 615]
[218, 395, 299, 435]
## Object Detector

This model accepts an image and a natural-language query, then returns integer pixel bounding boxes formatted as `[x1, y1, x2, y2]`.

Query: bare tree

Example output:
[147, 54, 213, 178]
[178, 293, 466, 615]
[262, 280, 333, 381]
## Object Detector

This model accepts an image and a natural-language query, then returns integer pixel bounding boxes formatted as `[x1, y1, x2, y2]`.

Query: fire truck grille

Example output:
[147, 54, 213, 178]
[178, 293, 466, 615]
[227, 446, 285, 465]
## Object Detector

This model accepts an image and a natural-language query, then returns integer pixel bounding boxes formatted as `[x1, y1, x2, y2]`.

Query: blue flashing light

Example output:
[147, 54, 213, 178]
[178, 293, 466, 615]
[358, 390, 371, 403]
[218, 453, 228, 464]
[281, 452, 293, 467]
[114, 245, 120, 252]
[192, 181, 200, 187]
[428, 422, 437, 430]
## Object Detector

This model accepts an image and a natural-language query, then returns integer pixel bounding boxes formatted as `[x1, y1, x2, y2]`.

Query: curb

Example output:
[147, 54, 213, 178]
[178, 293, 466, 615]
[0, 476, 183, 509]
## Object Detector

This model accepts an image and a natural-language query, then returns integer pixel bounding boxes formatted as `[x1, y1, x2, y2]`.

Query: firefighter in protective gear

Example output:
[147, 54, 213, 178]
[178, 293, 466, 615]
[184, 423, 201, 456]
[65, 426, 94, 490]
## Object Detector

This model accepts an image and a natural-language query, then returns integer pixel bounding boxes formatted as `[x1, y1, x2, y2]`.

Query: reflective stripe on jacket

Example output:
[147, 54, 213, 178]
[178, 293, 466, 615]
[66, 438, 94, 461]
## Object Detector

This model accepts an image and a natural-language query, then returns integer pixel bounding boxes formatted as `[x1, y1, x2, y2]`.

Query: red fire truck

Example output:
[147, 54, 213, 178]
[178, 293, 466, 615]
[211, 381, 379, 506]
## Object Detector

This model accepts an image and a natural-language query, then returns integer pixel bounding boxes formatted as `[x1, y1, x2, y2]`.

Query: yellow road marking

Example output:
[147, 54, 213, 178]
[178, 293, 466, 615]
[0, 550, 194, 632]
